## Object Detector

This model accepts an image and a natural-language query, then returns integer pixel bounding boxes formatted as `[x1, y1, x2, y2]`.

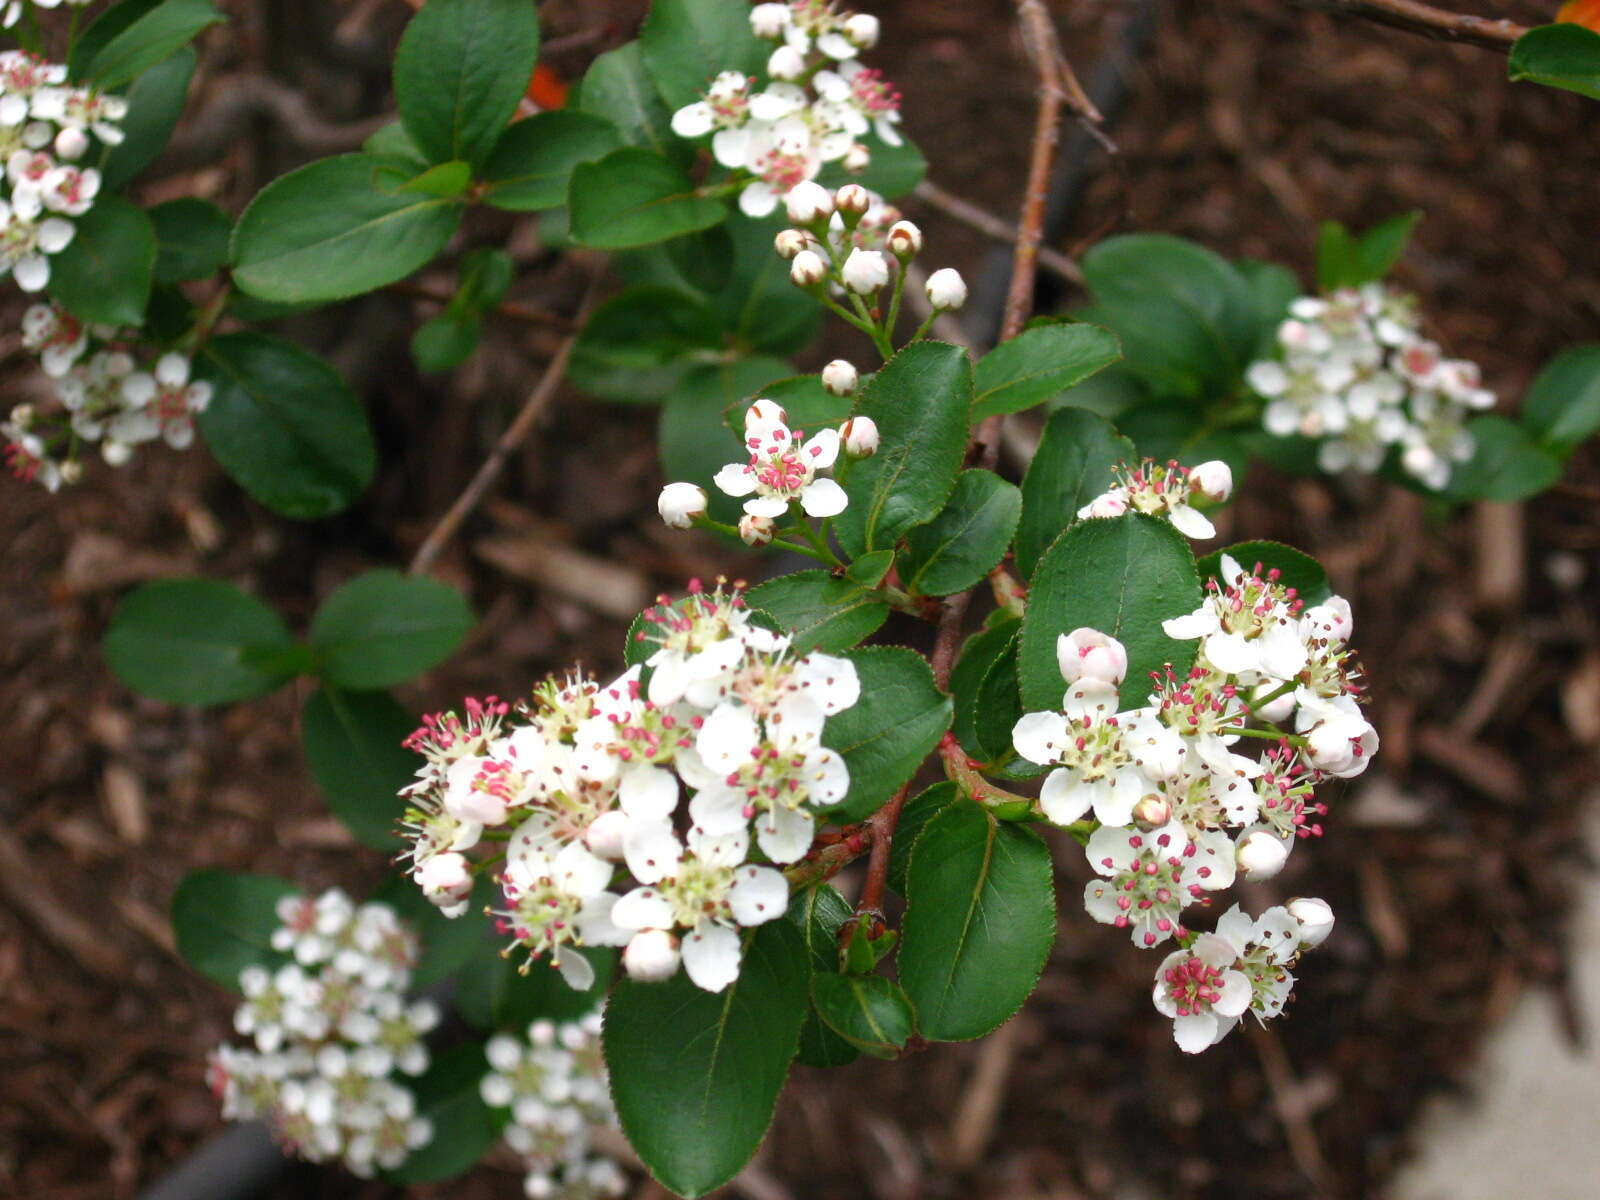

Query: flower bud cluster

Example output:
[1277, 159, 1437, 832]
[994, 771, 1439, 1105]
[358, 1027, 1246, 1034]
[480, 1014, 627, 1200]
[670, 3, 899, 218]
[4, 303, 213, 491]
[398, 579, 861, 994]
[1078, 457, 1233, 539]
[1246, 285, 1494, 490]
[1011, 555, 1371, 1046]
[205, 889, 439, 1176]
[0, 49, 127, 293]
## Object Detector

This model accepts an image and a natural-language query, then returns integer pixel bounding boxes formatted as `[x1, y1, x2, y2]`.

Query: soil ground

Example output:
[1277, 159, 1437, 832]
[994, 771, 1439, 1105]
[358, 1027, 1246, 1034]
[4, 1, 1599, 1198]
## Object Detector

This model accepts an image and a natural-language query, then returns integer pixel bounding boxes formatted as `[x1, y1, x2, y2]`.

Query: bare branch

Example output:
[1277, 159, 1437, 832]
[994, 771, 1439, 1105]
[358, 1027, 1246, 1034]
[1300, 0, 1529, 51]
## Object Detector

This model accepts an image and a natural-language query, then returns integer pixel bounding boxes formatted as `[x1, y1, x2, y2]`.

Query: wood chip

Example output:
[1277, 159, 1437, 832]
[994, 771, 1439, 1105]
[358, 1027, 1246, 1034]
[475, 533, 650, 621]
[101, 765, 149, 845]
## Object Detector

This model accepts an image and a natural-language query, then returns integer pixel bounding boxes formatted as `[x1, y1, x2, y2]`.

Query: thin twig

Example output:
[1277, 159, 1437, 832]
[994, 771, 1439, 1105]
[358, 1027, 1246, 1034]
[912, 180, 1084, 284]
[1301, 0, 1529, 51]
[409, 273, 602, 576]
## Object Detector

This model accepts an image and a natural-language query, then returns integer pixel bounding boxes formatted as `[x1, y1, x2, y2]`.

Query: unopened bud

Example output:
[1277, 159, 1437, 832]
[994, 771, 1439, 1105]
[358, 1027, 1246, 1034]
[416, 852, 473, 907]
[1082, 492, 1128, 519]
[768, 44, 806, 81]
[842, 416, 879, 457]
[841, 247, 890, 294]
[845, 13, 881, 48]
[843, 141, 871, 173]
[657, 481, 708, 529]
[790, 249, 827, 288]
[886, 220, 922, 259]
[623, 929, 681, 981]
[745, 397, 787, 432]
[834, 183, 871, 219]
[1056, 627, 1129, 688]
[58, 457, 82, 485]
[9, 404, 33, 426]
[102, 440, 132, 467]
[925, 267, 967, 310]
[1189, 459, 1233, 503]
[821, 359, 859, 397]
[774, 228, 810, 259]
[1132, 794, 1171, 828]
[739, 514, 775, 546]
[53, 126, 88, 162]
[1287, 897, 1335, 947]
[785, 180, 834, 225]
[749, 2, 789, 38]
[1236, 829, 1290, 881]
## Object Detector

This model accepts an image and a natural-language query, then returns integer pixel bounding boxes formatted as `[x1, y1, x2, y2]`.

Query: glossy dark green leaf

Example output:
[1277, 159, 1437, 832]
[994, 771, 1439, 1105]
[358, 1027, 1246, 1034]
[786, 885, 859, 1068]
[105, 579, 301, 705]
[813, 973, 915, 1058]
[196, 332, 376, 519]
[101, 46, 196, 190]
[71, 0, 163, 79]
[393, 0, 540, 168]
[845, 549, 895, 589]
[172, 869, 297, 990]
[384, 1043, 498, 1184]
[1235, 258, 1300, 358]
[84, 0, 221, 90]
[148, 196, 231, 284]
[818, 129, 925, 200]
[974, 634, 1023, 764]
[899, 798, 1054, 1041]
[309, 570, 473, 690]
[1509, 22, 1600, 100]
[901, 469, 1021, 597]
[230, 154, 461, 302]
[576, 42, 686, 162]
[640, 0, 767, 110]
[1317, 212, 1420, 291]
[481, 110, 623, 211]
[1443, 415, 1565, 502]
[47, 195, 155, 326]
[949, 618, 1020, 758]
[411, 312, 482, 372]
[568, 285, 723, 402]
[604, 920, 808, 1199]
[1196, 541, 1332, 607]
[1019, 514, 1200, 712]
[836, 341, 972, 557]
[569, 147, 726, 250]
[1521, 343, 1600, 453]
[709, 214, 821, 356]
[1015, 407, 1135, 578]
[300, 687, 416, 851]
[723, 374, 854, 436]
[820, 647, 952, 823]
[746, 570, 890, 655]
[886, 781, 959, 896]
[972, 322, 1122, 420]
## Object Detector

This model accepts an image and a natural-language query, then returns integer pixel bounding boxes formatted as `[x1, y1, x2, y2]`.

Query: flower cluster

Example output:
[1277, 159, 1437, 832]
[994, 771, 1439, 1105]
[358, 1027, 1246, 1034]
[399, 580, 861, 994]
[671, 2, 896, 217]
[0, 48, 127, 293]
[1246, 284, 1494, 489]
[480, 1014, 627, 1200]
[1078, 457, 1233, 540]
[1011, 555, 1372, 1049]
[205, 889, 439, 1176]
[3, 303, 212, 491]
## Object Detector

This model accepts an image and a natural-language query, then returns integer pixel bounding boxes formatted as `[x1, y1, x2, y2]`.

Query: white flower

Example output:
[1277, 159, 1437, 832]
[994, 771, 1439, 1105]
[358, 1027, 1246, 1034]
[1055, 627, 1128, 688]
[712, 402, 846, 519]
[1162, 555, 1307, 679]
[1296, 696, 1378, 778]
[768, 44, 806, 81]
[1083, 820, 1194, 948]
[841, 247, 890, 294]
[1152, 933, 1253, 1053]
[841, 415, 878, 457]
[657, 481, 707, 529]
[925, 267, 967, 310]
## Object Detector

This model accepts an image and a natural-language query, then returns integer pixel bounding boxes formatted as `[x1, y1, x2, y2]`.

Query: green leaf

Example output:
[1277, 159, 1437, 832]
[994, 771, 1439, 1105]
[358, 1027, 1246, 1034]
[105, 579, 301, 706]
[972, 322, 1122, 420]
[640, 0, 766, 110]
[604, 920, 809, 1199]
[101, 46, 196, 190]
[898, 798, 1055, 1041]
[1019, 514, 1201, 712]
[576, 42, 686, 162]
[887, 781, 959, 896]
[481, 110, 623, 211]
[836, 341, 972, 557]
[1081, 234, 1258, 401]
[746, 570, 890, 654]
[569, 147, 726, 250]
[308, 570, 473, 690]
[230, 154, 462, 302]
[1509, 23, 1600, 100]
[659, 357, 791, 523]
[148, 197, 231, 284]
[196, 332, 377, 519]
[845, 549, 895, 589]
[901, 469, 1021, 597]
[723, 374, 853, 436]
[949, 618, 1020, 757]
[399, 159, 473, 197]
[1196, 541, 1332, 607]
[820, 647, 952, 823]
[1522, 343, 1600, 453]
[372, 873, 490, 988]
[455, 940, 613, 1030]
[1318, 212, 1420, 290]
[974, 635, 1024, 764]
[393, 0, 540, 169]
[813, 973, 915, 1058]
[785, 885, 859, 1068]
[411, 312, 482, 372]
[363, 120, 430, 166]
[384, 1043, 498, 1184]
[568, 284, 723, 402]
[300, 687, 416, 851]
[84, 0, 221, 90]
[1015, 407, 1136, 578]
[172, 869, 297, 990]
[708, 214, 821, 356]
[1443, 415, 1565, 502]
[1236, 259, 1300, 358]
[71, 0, 163, 79]
[46, 195, 155, 326]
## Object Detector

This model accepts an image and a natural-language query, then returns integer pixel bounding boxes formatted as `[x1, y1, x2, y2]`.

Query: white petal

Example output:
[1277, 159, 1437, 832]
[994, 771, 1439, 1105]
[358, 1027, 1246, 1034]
[713, 461, 758, 497]
[728, 864, 789, 924]
[711, 127, 751, 168]
[801, 746, 849, 804]
[1093, 768, 1144, 827]
[802, 427, 841, 469]
[681, 922, 742, 992]
[739, 181, 779, 218]
[1201, 632, 1258, 676]
[1173, 1012, 1220, 1054]
[670, 102, 715, 137]
[618, 764, 680, 822]
[743, 494, 789, 518]
[794, 652, 860, 714]
[1011, 711, 1070, 765]
[755, 805, 813, 864]
[611, 886, 675, 932]
[622, 822, 683, 886]
[1214, 969, 1252, 1017]
[1167, 504, 1215, 540]
[1161, 609, 1218, 640]
[552, 946, 595, 991]
[687, 785, 749, 836]
[1039, 769, 1092, 825]
[12, 253, 47, 291]
[696, 703, 761, 774]
[799, 476, 847, 517]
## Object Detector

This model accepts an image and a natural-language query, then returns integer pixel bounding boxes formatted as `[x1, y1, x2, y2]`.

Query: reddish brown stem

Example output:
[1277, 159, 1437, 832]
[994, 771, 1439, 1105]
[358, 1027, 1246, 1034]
[857, 783, 911, 916]
[1304, 0, 1528, 51]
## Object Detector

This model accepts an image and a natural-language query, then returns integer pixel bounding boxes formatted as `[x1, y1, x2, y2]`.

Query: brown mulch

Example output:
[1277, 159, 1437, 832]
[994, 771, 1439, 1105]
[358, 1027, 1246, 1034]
[3, 1, 1598, 1198]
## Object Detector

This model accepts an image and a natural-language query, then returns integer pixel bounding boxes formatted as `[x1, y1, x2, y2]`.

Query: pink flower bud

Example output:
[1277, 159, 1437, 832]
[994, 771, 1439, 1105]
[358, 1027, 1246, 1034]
[1189, 459, 1232, 503]
[1133, 794, 1171, 827]
[785, 181, 834, 225]
[1287, 897, 1335, 947]
[842, 416, 879, 457]
[841, 247, 889, 294]
[774, 228, 810, 259]
[1056, 627, 1129, 687]
[658, 482, 707, 529]
[821, 359, 858, 396]
[623, 929, 681, 981]
[739, 514, 775, 546]
[790, 249, 827, 287]
[925, 267, 967, 310]
[834, 183, 871, 217]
